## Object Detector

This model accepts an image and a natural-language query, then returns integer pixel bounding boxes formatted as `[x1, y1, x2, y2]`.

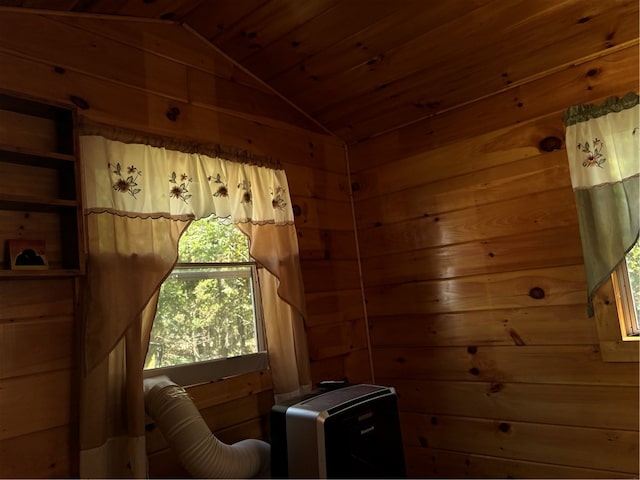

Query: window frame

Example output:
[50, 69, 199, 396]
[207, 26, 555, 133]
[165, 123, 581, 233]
[592, 258, 639, 363]
[143, 253, 269, 387]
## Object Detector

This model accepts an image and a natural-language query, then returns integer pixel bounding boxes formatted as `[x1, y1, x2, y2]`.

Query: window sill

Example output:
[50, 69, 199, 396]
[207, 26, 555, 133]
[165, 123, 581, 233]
[143, 351, 269, 387]
[592, 278, 640, 363]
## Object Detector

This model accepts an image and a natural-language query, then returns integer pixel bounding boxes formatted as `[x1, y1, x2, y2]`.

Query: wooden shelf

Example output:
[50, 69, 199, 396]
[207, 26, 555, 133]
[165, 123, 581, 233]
[0, 194, 79, 211]
[0, 89, 84, 274]
[0, 269, 83, 279]
[0, 143, 76, 167]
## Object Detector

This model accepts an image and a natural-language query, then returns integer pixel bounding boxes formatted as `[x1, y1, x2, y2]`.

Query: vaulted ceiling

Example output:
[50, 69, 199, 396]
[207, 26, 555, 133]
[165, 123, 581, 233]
[3, 0, 638, 144]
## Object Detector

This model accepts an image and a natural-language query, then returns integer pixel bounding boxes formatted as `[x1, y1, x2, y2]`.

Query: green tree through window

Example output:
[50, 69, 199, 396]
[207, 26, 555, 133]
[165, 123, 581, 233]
[145, 216, 262, 369]
[626, 240, 640, 328]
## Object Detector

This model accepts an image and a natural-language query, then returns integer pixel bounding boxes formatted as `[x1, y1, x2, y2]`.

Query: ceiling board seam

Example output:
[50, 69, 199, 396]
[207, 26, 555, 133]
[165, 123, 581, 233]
[181, 23, 341, 141]
[0, 5, 174, 23]
[349, 39, 640, 145]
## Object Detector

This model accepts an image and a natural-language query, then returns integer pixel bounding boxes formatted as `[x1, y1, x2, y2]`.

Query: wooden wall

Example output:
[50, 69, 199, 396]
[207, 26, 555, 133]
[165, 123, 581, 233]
[0, 9, 366, 477]
[349, 41, 640, 477]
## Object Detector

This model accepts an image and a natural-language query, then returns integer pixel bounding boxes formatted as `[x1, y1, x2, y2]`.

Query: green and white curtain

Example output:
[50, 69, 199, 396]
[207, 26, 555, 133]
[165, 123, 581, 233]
[563, 92, 639, 314]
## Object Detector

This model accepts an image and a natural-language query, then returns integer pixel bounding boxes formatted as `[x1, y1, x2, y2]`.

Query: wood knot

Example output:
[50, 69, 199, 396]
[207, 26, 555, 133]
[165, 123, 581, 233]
[54, 66, 66, 74]
[69, 95, 90, 110]
[529, 287, 545, 299]
[498, 422, 511, 433]
[539, 136, 562, 152]
[469, 367, 480, 376]
[488, 383, 504, 394]
[467, 346, 477, 354]
[292, 204, 302, 217]
[586, 68, 599, 77]
[166, 107, 181, 121]
[351, 182, 361, 192]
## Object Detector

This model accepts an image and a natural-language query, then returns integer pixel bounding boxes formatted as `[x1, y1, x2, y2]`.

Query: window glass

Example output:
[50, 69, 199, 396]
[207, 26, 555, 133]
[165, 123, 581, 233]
[625, 240, 640, 328]
[145, 216, 262, 370]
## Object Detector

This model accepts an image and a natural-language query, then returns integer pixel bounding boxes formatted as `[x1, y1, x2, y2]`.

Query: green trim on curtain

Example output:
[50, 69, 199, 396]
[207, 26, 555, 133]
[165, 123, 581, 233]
[564, 92, 639, 127]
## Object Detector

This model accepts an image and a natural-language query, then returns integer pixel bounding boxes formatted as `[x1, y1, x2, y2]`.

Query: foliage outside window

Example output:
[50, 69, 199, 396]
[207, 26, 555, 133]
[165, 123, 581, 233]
[612, 240, 640, 339]
[592, 239, 640, 362]
[145, 216, 266, 379]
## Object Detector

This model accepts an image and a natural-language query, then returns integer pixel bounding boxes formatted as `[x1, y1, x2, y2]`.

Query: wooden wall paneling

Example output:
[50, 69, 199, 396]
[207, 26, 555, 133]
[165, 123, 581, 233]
[213, 417, 269, 445]
[296, 228, 358, 261]
[147, 447, 190, 479]
[370, 304, 599, 348]
[401, 412, 639, 473]
[198, 390, 273, 435]
[180, 1, 267, 42]
[354, 149, 571, 228]
[351, 112, 566, 200]
[0, 278, 74, 320]
[0, 160, 61, 198]
[0, 316, 73, 379]
[292, 197, 355, 232]
[148, 415, 270, 478]
[185, 369, 272, 411]
[283, 162, 351, 202]
[0, 425, 72, 478]
[0, 12, 189, 102]
[373, 345, 639, 386]
[52, 15, 271, 94]
[188, 67, 324, 133]
[343, 347, 374, 384]
[300, 259, 362, 293]
[361, 225, 584, 287]
[306, 318, 368, 361]
[387, 378, 639, 431]
[305, 289, 365, 328]
[365, 265, 587, 316]
[404, 446, 636, 479]
[348, 43, 639, 167]
[0, 109, 57, 151]
[0, 50, 346, 174]
[309, 355, 346, 384]
[309, 347, 374, 385]
[357, 187, 579, 257]
[0, 369, 71, 440]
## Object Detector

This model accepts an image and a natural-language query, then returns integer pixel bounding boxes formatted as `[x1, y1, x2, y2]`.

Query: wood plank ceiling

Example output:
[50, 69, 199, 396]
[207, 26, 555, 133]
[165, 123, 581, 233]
[4, 0, 639, 144]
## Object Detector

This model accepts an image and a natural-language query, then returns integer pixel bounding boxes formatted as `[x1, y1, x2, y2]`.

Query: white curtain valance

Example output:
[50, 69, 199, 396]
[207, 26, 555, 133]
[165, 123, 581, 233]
[80, 135, 294, 225]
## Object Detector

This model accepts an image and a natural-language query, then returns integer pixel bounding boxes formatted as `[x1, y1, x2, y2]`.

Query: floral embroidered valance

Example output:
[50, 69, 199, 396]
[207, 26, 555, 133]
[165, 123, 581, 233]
[80, 135, 294, 225]
[564, 92, 639, 190]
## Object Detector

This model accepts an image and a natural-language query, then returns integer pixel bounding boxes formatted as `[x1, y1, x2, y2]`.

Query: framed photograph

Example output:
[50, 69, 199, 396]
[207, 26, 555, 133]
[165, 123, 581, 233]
[9, 239, 48, 270]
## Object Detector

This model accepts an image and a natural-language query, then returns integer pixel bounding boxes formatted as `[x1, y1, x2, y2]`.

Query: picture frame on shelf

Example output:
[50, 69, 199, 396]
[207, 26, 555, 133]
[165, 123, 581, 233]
[8, 239, 48, 270]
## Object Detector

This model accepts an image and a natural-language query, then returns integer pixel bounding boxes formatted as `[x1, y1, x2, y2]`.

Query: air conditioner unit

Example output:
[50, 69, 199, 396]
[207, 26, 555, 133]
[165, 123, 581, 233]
[270, 384, 406, 478]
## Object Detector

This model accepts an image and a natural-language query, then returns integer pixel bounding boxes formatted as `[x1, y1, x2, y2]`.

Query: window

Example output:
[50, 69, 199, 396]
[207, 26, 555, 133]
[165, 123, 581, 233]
[592, 239, 640, 362]
[144, 216, 267, 384]
[612, 240, 640, 338]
